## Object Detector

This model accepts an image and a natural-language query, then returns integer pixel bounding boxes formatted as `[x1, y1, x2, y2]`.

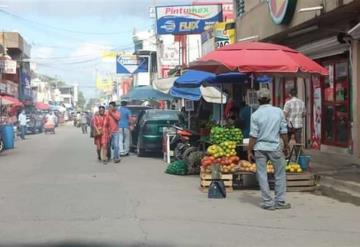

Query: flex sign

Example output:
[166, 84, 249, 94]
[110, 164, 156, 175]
[156, 5, 223, 35]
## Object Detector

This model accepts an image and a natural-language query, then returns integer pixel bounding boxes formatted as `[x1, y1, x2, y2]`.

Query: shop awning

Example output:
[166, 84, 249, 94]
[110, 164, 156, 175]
[349, 22, 360, 40]
[35, 102, 50, 110]
[170, 86, 227, 104]
[153, 77, 177, 93]
[0, 95, 23, 107]
[121, 85, 174, 101]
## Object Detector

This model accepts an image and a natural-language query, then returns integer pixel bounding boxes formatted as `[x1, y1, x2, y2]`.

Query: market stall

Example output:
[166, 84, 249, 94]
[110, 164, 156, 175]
[188, 41, 328, 194]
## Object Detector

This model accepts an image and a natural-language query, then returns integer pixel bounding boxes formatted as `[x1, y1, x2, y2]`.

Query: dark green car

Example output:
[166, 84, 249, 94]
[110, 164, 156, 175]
[132, 109, 185, 156]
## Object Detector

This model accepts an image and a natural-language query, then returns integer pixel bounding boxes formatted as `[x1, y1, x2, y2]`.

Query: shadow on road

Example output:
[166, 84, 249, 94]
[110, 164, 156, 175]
[0, 241, 174, 247]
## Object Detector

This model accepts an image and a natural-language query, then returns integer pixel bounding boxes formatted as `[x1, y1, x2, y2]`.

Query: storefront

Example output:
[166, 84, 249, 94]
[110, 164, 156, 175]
[234, 0, 360, 156]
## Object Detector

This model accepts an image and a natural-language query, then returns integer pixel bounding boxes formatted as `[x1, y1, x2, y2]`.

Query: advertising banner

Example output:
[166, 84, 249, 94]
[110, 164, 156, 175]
[96, 74, 113, 93]
[156, 4, 222, 35]
[116, 53, 140, 74]
[214, 21, 235, 49]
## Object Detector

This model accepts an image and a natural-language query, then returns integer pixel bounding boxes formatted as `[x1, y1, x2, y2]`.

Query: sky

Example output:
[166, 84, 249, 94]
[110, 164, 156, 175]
[0, 0, 191, 98]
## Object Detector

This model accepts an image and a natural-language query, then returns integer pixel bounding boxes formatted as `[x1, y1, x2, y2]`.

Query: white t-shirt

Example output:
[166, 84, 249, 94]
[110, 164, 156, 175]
[46, 114, 56, 125]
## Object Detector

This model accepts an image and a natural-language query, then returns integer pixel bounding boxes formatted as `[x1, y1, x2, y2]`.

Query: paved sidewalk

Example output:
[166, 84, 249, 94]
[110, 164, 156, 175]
[305, 150, 360, 205]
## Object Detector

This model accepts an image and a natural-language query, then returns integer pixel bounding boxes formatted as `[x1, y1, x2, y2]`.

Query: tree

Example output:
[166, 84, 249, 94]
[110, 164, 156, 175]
[77, 91, 86, 110]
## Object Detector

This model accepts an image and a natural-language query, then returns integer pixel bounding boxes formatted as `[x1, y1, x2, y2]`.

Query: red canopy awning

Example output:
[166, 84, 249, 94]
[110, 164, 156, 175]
[190, 41, 328, 76]
[35, 102, 50, 110]
[0, 95, 23, 107]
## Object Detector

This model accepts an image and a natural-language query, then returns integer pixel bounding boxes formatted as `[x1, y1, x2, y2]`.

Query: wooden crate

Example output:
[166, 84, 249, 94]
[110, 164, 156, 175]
[286, 172, 316, 192]
[200, 173, 233, 193]
[268, 172, 317, 192]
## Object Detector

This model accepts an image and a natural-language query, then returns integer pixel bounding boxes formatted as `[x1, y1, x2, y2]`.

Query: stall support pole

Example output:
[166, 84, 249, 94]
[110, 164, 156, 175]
[220, 82, 224, 126]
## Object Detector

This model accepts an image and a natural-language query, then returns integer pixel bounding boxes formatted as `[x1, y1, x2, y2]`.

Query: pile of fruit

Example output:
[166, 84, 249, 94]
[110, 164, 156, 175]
[266, 161, 275, 174]
[201, 154, 240, 174]
[239, 160, 257, 173]
[286, 162, 303, 173]
[210, 126, 243, 144]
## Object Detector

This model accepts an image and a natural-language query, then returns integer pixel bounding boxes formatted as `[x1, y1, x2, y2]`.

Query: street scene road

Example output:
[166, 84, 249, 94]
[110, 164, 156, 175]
[1, 124, 360, 247]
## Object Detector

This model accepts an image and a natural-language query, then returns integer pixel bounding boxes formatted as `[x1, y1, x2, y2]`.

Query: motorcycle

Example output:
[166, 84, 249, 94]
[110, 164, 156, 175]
[171, 125, 203, 174]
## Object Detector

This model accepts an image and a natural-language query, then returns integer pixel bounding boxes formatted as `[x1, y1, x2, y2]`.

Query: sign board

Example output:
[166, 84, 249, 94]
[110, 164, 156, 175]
[156, 5, 223, 35]
[116, 54, 139, 74]
[0, 60, 17, 74]
[192, 0, 234, 21]
[268, 0, 297, 25]
[214, 21, 235, 49]
[185, 100, 194, 111]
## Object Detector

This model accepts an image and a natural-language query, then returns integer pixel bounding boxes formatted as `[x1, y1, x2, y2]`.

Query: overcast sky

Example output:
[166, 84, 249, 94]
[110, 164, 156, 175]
[0, 0, 192, 98]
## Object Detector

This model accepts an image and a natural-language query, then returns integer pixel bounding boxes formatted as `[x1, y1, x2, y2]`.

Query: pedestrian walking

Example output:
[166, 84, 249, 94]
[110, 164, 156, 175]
[106, 102, 121, 163]
[247, 88, 291, 210]
[18, 110, 27, 140]
[118, 100, 131, 156]
[283, 88, 306, 144]
[80, 112, 88, 134]
[92, 106, 110, 164]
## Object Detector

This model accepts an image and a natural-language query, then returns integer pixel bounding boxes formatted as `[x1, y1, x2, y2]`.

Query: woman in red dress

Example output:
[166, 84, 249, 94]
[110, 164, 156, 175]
[92, 106, 110, 164]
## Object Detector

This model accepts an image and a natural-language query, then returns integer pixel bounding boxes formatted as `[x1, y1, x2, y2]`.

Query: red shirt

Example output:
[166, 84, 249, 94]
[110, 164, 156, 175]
[106, 110, 120, 134]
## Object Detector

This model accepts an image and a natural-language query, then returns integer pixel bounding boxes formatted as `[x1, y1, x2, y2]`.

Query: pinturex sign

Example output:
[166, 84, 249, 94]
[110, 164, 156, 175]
[156, 5, 223, 35]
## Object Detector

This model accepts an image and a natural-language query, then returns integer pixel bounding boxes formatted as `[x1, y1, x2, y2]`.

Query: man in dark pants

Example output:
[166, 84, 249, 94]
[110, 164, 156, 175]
[248, 88, 291, 210]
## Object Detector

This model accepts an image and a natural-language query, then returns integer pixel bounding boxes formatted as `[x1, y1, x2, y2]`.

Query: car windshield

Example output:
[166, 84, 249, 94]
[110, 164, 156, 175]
[147, 111, 182, 121]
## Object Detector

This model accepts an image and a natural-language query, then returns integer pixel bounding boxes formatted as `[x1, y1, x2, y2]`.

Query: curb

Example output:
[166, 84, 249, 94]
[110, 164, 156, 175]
[317, 175, 360, 206]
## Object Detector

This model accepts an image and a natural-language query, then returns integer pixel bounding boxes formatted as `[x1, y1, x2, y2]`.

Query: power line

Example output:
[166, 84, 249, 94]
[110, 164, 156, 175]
[0, 9, 150, 35]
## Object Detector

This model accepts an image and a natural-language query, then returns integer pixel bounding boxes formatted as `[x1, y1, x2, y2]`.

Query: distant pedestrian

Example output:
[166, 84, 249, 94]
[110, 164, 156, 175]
[18, 110, 27, 140]
[118, 100, 131, 156]
[283, 88, 306, 144]
[248, 88, 290, 210]
[80, 112, 88, 134]
[92, 106, 110, 164]
[107, 102, 121, 163]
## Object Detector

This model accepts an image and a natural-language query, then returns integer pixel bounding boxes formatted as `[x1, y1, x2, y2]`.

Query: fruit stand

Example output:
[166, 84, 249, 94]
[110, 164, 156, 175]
[199, 125, 316, 192]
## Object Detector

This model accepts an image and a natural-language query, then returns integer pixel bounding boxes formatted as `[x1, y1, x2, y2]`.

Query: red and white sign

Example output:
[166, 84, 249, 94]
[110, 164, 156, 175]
[0, 60, 17, 74]
[192, 0, 234, 21]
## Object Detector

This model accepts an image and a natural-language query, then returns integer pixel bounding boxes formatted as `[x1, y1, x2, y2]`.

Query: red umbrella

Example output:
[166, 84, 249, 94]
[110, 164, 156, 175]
[35, 102, 50, 110]
[0, 95, 23, 107]
[190, 41, 328, 76]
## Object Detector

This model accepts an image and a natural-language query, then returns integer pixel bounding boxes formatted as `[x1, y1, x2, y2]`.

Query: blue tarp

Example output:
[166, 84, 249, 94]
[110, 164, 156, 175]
[169, 87, 202, 101]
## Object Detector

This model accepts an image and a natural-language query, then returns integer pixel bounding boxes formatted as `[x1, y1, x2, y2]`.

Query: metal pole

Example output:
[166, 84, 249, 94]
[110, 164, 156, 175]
[220, 82, 224, 126]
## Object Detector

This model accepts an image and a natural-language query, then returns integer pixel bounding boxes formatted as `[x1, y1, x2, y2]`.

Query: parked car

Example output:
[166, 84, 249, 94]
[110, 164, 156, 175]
[126, 105, 152, 130]
[131, 109, 185, 156]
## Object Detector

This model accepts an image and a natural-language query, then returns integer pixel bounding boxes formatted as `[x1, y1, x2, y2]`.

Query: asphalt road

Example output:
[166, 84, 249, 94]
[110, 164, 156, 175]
[0, 124, 360, 247]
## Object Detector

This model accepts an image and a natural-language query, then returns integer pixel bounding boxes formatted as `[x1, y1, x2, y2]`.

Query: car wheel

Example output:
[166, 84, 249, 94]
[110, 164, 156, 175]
[0, 140, 4, 153]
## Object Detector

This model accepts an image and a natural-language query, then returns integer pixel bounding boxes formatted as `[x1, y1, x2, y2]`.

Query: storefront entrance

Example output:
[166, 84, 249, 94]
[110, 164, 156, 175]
[321, 58, 350, 147]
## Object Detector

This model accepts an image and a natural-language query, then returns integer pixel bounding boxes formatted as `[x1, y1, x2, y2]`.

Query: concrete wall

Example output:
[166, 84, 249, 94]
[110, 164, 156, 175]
[0, 32, 30, 58]
[235, 0, 356, 41]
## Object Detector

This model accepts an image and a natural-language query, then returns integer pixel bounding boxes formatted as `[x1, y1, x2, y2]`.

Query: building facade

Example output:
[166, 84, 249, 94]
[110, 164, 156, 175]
[0, 32, 32, 103]
[233, 0, 360, 157]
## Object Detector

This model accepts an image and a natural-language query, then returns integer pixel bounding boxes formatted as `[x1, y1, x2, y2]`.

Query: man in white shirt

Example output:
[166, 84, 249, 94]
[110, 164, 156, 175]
[18, 110, 27, 140]
[283, 89, 306, 144]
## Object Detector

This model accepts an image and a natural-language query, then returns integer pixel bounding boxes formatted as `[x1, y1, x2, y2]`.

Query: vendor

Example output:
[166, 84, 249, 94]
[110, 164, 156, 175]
[239, 101, 251, 138]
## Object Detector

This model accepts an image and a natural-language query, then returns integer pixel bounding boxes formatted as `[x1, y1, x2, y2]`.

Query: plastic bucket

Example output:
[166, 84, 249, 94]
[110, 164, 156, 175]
[1, 124, 15, 150]
[298, 155, 311, 171]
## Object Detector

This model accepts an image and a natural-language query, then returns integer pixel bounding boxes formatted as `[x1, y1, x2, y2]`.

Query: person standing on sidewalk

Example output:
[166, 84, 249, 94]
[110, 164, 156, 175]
[283, 88, 306, 144]
[107, 102, 121, 163]
[247, 88, 291, 210]
[18, 110, 27, 140]
[118, 100, 131, 156]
